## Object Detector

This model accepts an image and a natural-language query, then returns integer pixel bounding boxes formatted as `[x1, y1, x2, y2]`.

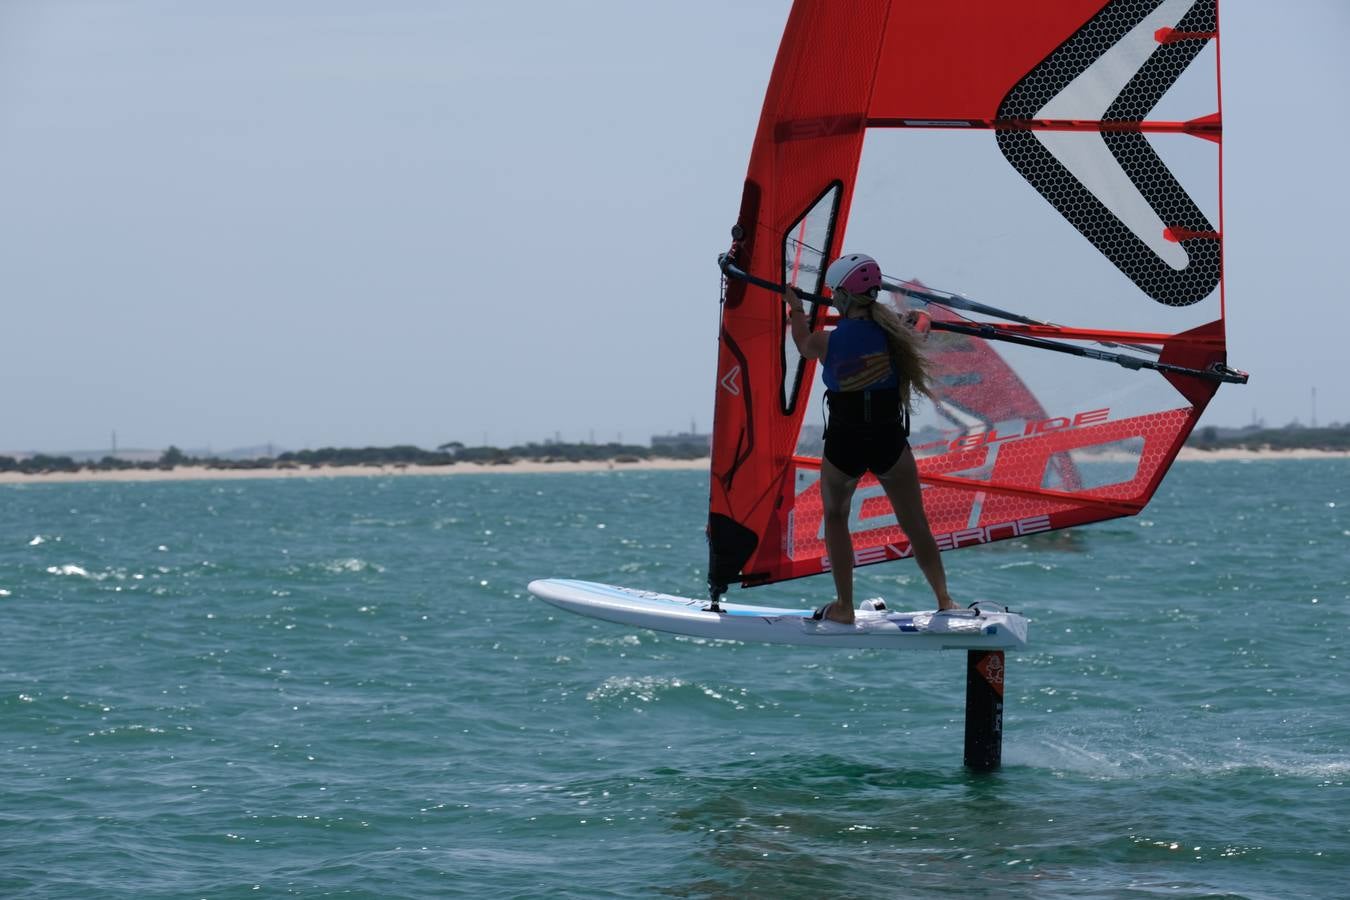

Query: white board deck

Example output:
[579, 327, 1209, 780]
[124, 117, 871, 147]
[528, 579, 1028, 650]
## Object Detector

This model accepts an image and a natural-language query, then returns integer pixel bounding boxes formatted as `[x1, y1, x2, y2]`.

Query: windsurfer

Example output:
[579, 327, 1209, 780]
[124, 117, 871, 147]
[786, 253, 958, 622]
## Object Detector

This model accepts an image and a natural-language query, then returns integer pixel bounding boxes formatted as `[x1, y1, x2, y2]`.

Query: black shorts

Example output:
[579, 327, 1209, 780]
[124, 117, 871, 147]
[823, 389, 910, 479]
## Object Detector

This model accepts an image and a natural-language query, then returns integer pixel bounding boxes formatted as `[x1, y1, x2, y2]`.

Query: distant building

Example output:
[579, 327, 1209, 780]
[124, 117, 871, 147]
[1211, 424, 1263, 439]
[4, 448, 163, 463]
[650, 431, 711, 451]
[651, 418, 711, 453]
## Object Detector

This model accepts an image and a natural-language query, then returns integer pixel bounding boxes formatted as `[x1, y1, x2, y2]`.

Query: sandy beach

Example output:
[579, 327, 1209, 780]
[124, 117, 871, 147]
[1175, 447, 1350, 462]
[0, 458, 712, 484]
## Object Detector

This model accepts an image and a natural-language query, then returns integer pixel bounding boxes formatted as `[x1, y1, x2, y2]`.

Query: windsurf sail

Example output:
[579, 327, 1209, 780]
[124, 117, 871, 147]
[708, 0, 1245, 604]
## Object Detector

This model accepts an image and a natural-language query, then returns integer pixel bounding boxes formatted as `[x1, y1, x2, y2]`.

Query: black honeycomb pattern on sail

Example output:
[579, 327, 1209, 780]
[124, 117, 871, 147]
[996, 0, 1219, 307]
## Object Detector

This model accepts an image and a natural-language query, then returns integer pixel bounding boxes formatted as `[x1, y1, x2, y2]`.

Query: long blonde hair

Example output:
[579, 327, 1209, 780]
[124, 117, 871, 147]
[846, 291, 935, 415]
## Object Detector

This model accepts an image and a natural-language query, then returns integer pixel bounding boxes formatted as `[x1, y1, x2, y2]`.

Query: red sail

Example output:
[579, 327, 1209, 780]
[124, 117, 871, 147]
[709, 0, 1233, 595]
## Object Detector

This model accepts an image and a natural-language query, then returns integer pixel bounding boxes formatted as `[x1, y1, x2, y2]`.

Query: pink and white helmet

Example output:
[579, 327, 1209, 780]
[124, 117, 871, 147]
[823, 253, 882, 296]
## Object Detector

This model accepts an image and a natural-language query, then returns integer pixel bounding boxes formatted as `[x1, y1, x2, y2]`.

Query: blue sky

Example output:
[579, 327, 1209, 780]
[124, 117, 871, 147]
[1, 1, 1345, 453]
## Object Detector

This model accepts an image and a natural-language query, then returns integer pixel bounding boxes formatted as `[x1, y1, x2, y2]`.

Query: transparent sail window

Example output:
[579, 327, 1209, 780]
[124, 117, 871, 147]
[781, 183, 840, 415]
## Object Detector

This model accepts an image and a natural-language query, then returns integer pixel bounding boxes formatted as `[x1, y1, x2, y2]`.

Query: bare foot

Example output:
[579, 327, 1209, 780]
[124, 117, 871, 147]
[814, 600, 855, 625]
[936, 595, 960, 612]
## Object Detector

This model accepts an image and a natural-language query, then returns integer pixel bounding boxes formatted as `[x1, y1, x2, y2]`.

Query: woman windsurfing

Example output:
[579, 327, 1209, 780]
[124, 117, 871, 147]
[786, 253, 958, 623]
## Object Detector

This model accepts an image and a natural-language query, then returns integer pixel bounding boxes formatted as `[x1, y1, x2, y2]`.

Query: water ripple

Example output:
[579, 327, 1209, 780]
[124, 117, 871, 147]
[1, 464, 1347, 897]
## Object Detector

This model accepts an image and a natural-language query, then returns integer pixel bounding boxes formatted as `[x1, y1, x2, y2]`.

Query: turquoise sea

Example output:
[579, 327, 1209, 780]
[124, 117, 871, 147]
[2, 461, 1347, 898]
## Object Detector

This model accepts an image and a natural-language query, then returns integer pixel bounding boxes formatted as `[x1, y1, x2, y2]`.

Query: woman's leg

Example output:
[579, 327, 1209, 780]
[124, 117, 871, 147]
[876, 447, 957, 610]
[819, 457, 860, 623]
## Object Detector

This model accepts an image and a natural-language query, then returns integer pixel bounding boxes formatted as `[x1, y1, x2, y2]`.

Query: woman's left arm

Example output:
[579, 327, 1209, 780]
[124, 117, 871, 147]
[786, 286, 829, 359]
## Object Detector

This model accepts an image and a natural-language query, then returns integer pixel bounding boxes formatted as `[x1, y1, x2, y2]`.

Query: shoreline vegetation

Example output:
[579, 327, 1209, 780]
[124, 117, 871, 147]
[2, 429, 1348, 485]
[0, 442, 709, 484]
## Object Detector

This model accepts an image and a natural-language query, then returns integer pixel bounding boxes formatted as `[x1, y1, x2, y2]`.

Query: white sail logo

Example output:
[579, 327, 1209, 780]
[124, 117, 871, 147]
[720, 365, 742, 396]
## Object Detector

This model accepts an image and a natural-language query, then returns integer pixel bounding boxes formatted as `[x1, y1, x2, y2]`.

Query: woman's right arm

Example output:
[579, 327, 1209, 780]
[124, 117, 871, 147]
[903, 309, 932, 338]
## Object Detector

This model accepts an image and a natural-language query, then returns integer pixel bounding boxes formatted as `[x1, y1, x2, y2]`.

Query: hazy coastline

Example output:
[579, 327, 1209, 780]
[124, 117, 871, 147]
[0, 458, 710, 484]
[0, 447, 1345, 485]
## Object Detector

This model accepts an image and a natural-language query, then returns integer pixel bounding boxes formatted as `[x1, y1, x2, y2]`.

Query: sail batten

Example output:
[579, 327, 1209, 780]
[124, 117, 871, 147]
[858, 117, 1222, 134]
